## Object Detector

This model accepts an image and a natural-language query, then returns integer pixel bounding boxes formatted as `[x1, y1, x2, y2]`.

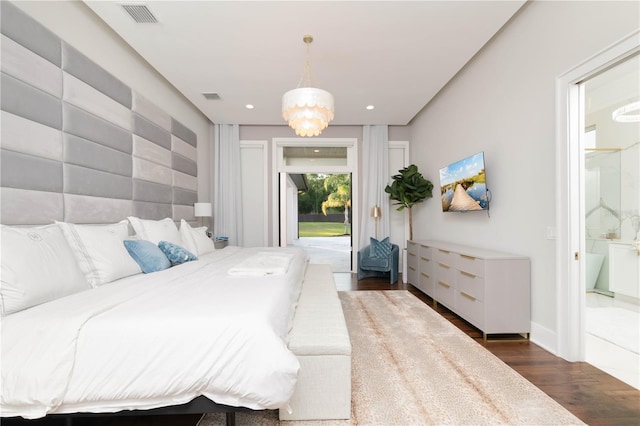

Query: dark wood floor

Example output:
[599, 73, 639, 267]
[6, 274, 640, 425]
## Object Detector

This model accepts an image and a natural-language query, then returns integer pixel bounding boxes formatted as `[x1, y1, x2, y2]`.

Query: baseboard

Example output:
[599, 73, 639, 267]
[530, 321, 557, 355]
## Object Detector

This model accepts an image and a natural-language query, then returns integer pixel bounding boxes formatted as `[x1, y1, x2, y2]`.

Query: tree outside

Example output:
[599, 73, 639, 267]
[298, 173, 351, 237]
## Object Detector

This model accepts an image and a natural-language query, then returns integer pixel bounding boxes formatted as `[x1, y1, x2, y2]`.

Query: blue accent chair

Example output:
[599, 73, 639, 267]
[357, 243, 399, 284]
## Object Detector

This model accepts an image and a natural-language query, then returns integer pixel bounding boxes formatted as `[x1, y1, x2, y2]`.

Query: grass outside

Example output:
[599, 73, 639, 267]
[298, 222, 351, 237]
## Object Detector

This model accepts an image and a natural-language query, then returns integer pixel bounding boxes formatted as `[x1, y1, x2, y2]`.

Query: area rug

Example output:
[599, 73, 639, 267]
[199, 290, 584, 425]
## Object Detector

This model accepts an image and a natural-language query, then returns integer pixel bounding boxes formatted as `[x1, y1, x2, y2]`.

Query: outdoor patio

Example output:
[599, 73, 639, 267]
[290, 236, 351, 273]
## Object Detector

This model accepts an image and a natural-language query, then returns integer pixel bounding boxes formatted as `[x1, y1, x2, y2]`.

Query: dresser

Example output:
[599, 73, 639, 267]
[407, 240, 530, 341]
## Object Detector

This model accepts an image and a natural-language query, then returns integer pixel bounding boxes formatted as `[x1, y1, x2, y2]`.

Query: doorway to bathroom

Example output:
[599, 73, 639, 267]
[581, 53, 639, 389]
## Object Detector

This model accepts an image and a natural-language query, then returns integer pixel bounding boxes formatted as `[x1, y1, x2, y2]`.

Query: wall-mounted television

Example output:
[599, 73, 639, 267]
[439, 152, 490, 212]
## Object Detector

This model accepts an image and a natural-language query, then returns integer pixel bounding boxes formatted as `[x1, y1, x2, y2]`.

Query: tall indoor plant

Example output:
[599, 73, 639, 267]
[385, 164, 433, 240]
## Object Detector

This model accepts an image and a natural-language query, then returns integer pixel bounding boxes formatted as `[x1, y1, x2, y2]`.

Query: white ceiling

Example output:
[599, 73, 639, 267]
[84, 1, 526, 126]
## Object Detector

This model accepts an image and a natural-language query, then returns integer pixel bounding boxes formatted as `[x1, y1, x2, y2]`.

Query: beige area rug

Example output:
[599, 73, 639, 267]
[200, 290, 584, 425]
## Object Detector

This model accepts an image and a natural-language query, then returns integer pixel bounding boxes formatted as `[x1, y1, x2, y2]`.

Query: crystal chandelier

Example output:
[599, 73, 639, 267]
[282, 35, 335, 137]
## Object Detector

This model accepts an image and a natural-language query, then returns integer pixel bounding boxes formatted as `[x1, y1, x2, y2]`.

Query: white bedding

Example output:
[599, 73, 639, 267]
[0, 246, 308, 419]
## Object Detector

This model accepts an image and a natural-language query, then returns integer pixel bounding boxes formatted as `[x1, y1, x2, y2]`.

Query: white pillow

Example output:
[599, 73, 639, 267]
[180, 219, 215, 256]
[0, 224, 90, 316]
[127, 217, 182, 245]
[56, 221, 142, 287]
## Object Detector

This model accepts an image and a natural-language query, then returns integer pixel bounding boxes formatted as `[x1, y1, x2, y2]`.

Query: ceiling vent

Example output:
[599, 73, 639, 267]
[202, 93, 221, 100]
[121, 4, 158, 24]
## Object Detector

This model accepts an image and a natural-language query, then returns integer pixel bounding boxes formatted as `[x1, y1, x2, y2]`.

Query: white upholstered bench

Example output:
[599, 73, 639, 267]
[279, 264, 352, 421]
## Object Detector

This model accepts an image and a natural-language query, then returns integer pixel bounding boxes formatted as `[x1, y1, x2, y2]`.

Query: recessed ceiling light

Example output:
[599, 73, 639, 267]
[313, 149, 320, 153]
[366, 105, 375, 110]
[245, 104, 255, 109]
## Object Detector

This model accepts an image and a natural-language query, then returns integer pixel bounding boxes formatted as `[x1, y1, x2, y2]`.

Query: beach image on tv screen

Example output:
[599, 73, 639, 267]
[439, 152, 488, 212]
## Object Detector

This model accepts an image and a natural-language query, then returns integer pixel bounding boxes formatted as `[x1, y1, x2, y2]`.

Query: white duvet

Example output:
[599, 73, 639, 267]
[1, 246, 308, 419]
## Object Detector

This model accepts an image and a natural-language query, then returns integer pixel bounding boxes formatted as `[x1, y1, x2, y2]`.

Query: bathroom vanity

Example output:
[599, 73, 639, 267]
[609, 242, 640, 299]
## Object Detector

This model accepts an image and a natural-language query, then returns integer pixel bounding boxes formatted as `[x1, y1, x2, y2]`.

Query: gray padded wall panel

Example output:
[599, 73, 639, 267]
[63, 103, 132, 154]
[173, 204, 196, 222]
[1, 188, 63, 225]
[0, 2, 198, 225]
[1, 34, 62, 98]
[133, 179, 172, 204]
[64, 134, 132, 177]
[0, 1, 61, 67]
[171, 118, 197, 147]
[133, 201, 173, 221]
[172, 187, 197, 206]
[133, 113, 171, 150]
[64, 194, 133, 224]
[62, 42, 132, 108]
[1, 111, 63, 161]
[1, 149, 63, 192]
[63, 72, 131, 131]
[132, 92, 171, 130]
[1, 73, 62, 129]
[64, 164, 132, 200]
[172, 153, 198, 177]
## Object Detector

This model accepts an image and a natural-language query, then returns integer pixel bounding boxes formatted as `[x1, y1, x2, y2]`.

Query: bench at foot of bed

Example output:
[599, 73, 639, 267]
[280, 264, 352, 421]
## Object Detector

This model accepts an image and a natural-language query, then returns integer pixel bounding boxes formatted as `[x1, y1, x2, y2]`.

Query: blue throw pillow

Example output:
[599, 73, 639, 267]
[158, 241, 198, 265]
[123, 240, 171, 273]
[370, 237, 392, 259]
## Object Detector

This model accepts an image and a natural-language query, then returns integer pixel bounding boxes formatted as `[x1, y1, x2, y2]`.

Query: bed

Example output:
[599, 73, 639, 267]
[0, 219, 308, 421]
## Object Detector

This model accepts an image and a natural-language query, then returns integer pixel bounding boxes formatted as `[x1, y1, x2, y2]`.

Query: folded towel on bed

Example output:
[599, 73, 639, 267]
[228, 252, 295, 276]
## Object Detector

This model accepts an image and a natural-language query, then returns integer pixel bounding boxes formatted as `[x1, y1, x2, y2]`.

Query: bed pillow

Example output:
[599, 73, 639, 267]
[0, 224, 90, 316]
[370, 236, 392, 259]
[127, 217, 182, 245]
[158, 241, 198, 265]
[56, 221, 142, 287]
[179, 219, 215, 256]
[123, 240, 171, 273]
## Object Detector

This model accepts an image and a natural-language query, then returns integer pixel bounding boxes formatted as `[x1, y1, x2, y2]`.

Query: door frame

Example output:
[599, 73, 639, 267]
[272, 137, 359, 271]
[555, 30, 639, 361]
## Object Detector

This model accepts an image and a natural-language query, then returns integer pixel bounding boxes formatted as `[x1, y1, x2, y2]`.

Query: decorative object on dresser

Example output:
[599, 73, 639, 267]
[407, 240, 531, 341]
[385, 164, 433, 240]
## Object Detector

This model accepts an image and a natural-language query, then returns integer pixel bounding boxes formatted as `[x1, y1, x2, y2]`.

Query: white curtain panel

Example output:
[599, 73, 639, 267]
[359, 125, 390, 249]
[213, 124, 243, 246]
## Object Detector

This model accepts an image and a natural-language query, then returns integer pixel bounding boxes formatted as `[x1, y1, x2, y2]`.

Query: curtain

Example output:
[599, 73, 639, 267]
[359, 125, 389, 249]
[212, 123, 243, 246]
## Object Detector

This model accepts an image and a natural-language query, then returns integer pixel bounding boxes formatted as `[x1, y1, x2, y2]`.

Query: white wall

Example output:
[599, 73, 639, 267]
[14, 1, 213, 202]
[409, 0, 639, 339]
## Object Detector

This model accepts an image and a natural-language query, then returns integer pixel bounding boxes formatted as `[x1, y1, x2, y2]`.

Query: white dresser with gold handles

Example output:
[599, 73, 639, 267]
[407, 240, 531, 341]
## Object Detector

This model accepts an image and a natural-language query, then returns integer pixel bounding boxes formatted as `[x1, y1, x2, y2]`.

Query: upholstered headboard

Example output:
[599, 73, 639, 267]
[0, 1, 199, 226]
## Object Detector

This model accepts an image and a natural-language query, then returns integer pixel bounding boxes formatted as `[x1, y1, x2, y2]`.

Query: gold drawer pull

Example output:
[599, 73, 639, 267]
[438, 262, 450, 269]
[439, 249, 450, 254]
[409, 253, 417, 257]
[421, 272, 430, 278]
[460, 271, 476, 278]
[420, 257, 430, 261]
[460, 291, 476, 301]
[460, 254, 476, 260]
[409, 266, 416, 271]
[438, 281, 450, 288]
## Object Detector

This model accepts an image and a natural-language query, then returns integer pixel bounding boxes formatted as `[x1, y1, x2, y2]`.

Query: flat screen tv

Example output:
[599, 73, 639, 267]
[439, 152, 490, 212]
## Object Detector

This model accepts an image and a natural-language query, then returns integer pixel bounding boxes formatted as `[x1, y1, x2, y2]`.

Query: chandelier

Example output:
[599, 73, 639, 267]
[282, 35, 335, 137]
[612, 101, 640, 123]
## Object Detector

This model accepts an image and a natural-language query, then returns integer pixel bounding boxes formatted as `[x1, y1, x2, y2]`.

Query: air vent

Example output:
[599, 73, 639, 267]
[202, 93, 221, 100]
[121, 4, 158, 24]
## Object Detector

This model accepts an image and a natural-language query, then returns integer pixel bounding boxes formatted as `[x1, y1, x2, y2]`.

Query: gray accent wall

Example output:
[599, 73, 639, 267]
[0, 1, 198, 225]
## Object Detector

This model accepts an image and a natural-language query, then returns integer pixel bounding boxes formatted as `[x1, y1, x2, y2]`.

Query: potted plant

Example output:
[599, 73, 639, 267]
[385, 164, 433, 240]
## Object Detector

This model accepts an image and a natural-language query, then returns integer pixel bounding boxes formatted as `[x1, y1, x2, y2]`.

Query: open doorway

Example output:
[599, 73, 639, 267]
[292, 173, 351, 272]
[556, 30, 639, 389]
[273, 138, 359, 272]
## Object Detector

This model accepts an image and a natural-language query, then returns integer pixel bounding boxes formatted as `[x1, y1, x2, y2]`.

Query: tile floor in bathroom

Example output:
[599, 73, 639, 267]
[585, 292, 640, 389]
